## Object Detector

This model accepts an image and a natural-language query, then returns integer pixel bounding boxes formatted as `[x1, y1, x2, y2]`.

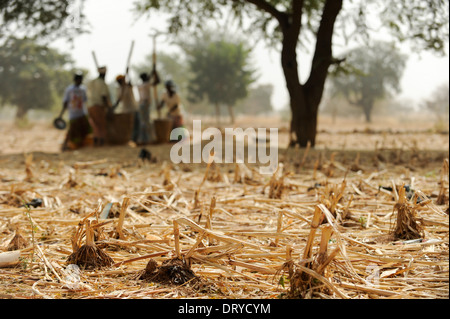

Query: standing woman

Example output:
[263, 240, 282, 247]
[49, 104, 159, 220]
[59, 72, 92, 151]
[137, 72, 154, 145]
[158, 80, 184, 131]
[87, 66, 111, 147]
[112, 74, 139, 144]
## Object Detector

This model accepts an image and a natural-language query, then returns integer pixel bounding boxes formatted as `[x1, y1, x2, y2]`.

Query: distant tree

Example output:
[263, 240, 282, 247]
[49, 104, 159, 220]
[422, 83, 449, 122]
[0, 37, 76, 119]
[185, 34, 256, 124]
[320, 93, 353, 123]
[234, 84, 274, 115]
[329, 42, 407, 122]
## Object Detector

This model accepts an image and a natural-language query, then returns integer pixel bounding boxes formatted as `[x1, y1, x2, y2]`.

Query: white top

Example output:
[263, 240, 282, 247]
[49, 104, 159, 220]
[161, 92, 181, 116]
[63, 84, 87, 120]
[138, 82, 151, 103]
[87, 78, 110, 106]
[115, 84, 137, 113]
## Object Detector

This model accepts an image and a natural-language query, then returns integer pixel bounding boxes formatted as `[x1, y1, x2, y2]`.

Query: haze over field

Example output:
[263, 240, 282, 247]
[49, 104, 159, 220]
[53, 0, 449, 110]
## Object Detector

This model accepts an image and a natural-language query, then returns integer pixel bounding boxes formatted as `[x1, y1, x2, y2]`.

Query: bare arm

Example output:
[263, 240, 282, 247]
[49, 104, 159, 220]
[59, 100, 68, 118]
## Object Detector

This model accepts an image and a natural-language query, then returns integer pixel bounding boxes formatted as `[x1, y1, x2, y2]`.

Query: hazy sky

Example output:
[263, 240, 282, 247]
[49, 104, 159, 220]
[55, 0, 449, 110]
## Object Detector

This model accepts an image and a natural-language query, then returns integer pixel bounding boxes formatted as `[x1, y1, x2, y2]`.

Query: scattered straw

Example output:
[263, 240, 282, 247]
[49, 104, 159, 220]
[0, 140, 448, 299]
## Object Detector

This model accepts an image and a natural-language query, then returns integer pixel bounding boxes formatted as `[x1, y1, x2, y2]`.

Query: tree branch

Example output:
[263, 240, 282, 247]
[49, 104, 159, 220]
[291, 0, 304, 32]
[305, 0, 343, 102]
[235, 0, 286, 24]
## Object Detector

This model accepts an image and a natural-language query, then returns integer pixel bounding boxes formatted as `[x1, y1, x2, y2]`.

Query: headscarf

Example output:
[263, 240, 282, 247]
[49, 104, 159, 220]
[98, 66, 107, 74]
[165, 80, 176, 92]
[74, 71, 83, 81]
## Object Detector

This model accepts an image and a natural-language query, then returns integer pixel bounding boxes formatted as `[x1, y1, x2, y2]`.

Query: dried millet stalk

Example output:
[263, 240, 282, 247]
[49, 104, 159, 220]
[391, 186, 424, 240]
[67, 220, 114, 269]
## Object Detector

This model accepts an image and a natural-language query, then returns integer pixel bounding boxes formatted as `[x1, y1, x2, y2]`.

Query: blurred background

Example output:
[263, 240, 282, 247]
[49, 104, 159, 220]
[0, 0, 448, 154]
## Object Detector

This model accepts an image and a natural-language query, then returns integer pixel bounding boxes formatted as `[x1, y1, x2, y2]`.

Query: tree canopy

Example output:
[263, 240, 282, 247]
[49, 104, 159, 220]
[185, 33, 255, 123]
[0, 37, 77, 118]
[0, 0, 86, 41]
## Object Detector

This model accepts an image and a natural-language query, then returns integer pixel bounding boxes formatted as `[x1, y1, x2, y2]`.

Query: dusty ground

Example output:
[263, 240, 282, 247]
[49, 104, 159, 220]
[1, 114, 448, 154]
[0, 115, 448, 300]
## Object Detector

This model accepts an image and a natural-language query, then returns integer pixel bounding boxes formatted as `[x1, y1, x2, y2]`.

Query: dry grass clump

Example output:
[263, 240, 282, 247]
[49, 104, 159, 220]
[320, 152, 340, 177]
[437, 159, 449, 206]
[161, 163, 175, 191]
[67, 219, 114, 269]
[68, 201, 90, 215]
[266, 165, 289, 199]
[317, 181, 352, 223]
[282, 207, 343, 299]
[206, 162, 224, 183]
[233, 163, 261, 185]
[391, 185, 425, 240]
[139, 257, 199, 286]
[349, 152, 363, 172]
[111, 198, 131, 240]
[62, 169, 79, 188]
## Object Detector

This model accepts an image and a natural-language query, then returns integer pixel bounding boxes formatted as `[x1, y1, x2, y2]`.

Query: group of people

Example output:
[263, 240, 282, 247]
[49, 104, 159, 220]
[59, 66, 183, 151]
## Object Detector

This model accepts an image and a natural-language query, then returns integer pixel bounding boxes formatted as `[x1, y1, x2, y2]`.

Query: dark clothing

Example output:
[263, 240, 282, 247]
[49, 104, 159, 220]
[170, 114, 184, 130]
[132, 111, 140, 143]
[88, 104, 108, 145]
[64, 115, 92, 150]
[137, 100, 155, 144]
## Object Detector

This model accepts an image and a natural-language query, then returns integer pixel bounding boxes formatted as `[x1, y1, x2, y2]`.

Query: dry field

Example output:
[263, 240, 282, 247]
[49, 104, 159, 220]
[0, 115, 448, 300]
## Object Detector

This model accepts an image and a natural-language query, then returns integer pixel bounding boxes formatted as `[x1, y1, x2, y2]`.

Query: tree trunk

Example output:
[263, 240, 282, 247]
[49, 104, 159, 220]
[227, 104, 235, 124]
[279, 9, 309, 147]
[283, 0, 343, 148]
[363, 103, 373, 123]
[15, 105, 29, 121]
[215, 103, 220, 124]
[287, 85, 318, 148]
[360, 98, 375, 123]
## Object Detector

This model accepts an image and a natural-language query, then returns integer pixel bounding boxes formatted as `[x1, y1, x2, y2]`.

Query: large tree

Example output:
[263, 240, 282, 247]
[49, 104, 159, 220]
[185, 34, 255, 124]
[329, 42, 407, 123]
[133, 0, 448, 147]
[0, 37, 76, 119]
